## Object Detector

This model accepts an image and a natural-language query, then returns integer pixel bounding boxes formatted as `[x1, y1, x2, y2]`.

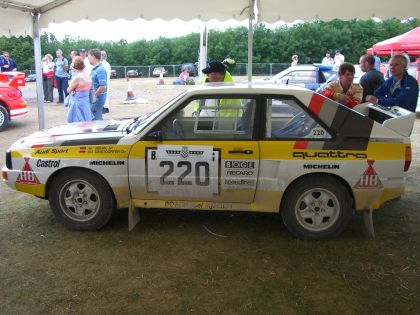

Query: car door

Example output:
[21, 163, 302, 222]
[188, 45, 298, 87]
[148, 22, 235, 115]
[128, 95, 259, 204]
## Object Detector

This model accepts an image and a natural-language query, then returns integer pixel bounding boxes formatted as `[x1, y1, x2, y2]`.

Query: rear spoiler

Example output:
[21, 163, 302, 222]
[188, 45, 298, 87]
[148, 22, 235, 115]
[353, 103, 415, 137]
[0, 71, 26, 87]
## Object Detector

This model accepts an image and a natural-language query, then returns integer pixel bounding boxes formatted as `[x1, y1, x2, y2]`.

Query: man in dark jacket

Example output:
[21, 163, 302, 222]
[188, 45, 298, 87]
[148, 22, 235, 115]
[366, 54, 418, 112]
[359, 54, 384, 103]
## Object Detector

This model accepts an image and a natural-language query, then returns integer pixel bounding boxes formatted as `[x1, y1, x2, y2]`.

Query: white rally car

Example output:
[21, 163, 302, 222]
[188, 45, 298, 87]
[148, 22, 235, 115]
[2, 83, 415, 239]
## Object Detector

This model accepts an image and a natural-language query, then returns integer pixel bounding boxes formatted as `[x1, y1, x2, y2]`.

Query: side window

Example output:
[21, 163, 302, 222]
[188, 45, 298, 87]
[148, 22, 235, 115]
[160, 97, 256, 140]
[265, 97, 331, 139]
[288, 70, 317, 84]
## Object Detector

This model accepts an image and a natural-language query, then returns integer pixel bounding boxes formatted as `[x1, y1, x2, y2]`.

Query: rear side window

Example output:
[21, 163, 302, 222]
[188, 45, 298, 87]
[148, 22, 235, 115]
[265, 97, 331, 139]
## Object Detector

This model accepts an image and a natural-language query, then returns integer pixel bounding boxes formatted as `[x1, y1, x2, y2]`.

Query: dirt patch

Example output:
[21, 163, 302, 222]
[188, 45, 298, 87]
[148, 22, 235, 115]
[0, 78, 419, 314]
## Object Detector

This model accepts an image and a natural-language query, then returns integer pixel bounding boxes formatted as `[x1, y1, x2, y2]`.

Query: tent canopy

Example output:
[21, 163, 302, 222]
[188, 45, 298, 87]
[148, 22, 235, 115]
[1, 0, 420, 37]
[367, 27, 420, 56]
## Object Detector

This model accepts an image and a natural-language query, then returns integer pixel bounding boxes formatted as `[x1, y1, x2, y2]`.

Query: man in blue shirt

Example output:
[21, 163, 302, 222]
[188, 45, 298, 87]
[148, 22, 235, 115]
[366, 54, 419, 112]
[0, 51, 18, 72]
[54, 49, 69, 103]
[89, 49, 108, 120]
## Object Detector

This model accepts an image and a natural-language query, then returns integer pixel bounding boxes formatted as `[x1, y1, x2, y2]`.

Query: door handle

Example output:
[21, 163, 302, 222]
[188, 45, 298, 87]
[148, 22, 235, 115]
[228, 150, 253, 154]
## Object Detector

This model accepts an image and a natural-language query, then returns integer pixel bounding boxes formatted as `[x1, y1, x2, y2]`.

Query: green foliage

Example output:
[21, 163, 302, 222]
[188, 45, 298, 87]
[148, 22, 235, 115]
[1, 19, 419, 72]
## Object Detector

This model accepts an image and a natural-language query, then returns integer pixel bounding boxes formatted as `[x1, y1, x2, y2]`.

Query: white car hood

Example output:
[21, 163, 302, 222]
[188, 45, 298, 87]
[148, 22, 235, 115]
[10, 119, 131, 150]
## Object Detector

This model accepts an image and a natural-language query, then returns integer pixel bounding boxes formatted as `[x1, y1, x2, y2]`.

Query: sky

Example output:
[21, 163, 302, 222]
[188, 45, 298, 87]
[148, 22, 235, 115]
[46, 18, 287, 42]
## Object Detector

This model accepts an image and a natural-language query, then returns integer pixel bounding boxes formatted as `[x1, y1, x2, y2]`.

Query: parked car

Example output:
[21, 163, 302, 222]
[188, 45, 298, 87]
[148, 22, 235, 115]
[2, 83, 415, 240]
[110, 69, 118, 79]
[25, 74, 36, 82]
[0, 72, 28, 131]
[152, 67, 168, 77]
[259, 64, 336, 91]
[180, 63, 198, 77]
[126, 69, 141, 78]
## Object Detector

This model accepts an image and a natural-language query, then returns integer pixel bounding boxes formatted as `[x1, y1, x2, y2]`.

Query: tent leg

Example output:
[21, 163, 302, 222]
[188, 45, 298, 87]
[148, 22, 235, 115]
[32, 12, 45, 130]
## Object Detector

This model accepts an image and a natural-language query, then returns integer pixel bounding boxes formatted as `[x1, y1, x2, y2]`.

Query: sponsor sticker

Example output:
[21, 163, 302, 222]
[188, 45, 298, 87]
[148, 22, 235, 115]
[354, 160, 383, 189]
[16, 157, 40, 185]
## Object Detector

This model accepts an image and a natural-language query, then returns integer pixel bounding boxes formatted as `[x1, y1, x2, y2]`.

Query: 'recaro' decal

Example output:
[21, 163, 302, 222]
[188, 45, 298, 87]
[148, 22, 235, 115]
[16, 157, 40, 185]
[354, 160, 383, 189]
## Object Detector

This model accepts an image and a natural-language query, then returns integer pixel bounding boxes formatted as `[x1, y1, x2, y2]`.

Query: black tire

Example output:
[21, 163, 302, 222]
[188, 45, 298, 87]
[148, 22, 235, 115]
[281, 175, 353, 240]
[0, 104, 10, 131]
[48, 169, 115, 231]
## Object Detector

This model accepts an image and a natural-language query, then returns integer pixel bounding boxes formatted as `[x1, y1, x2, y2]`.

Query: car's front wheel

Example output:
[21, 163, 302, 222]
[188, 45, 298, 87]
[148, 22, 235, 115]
[281, 175, 353, 240]
[49, 169, 115, 231]
[0, 104, 10, 131]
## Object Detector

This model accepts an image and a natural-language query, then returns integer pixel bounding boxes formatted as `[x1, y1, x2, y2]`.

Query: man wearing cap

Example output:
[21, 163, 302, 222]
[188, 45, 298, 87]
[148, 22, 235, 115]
[195, 61, 238, 117]
[201, 61, 234, 84]
[80, 48, 93, 74]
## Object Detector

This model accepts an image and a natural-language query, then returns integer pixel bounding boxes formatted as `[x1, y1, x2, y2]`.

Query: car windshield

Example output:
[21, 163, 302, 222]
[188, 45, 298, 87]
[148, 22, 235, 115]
[126, 91, 188, 134]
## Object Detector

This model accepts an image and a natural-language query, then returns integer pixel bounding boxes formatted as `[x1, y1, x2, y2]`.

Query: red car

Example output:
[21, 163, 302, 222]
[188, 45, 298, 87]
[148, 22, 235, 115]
[0, 72, 28, 131]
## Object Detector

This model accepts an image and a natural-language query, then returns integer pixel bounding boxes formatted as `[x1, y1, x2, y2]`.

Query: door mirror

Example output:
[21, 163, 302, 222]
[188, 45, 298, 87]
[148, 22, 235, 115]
[144, 130, 162, 141]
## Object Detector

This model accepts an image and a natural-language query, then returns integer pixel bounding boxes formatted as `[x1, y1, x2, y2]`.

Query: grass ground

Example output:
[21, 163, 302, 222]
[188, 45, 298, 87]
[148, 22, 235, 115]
[0, 78, 419, 314]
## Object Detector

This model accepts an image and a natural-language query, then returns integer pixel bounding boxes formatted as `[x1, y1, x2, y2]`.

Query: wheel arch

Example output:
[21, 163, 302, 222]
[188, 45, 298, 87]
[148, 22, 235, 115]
[279, 172, 355, 213]
[45, 166, 117, 205]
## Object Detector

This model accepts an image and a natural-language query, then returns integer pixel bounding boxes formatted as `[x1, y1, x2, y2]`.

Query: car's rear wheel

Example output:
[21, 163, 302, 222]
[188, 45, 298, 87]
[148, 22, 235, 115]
[281, 175, 353, 240]
[49, 169, 115, 231]
[0, 104, 10, 131]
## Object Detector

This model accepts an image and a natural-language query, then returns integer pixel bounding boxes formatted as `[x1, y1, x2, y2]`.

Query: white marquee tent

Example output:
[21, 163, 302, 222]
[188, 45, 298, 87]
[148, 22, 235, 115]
[1, 0, 419, 129]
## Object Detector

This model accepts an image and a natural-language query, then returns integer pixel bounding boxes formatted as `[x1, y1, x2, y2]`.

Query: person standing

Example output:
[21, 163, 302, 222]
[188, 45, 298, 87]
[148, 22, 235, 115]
[101, 50, 111, 114]
[321, 51, 334, 66]
[54, 49, 69, 104]
[373, 52, 381, 71]
[0, 51, 18, 72]
[69, 50, 78, 81]
[333, 50, 345, 71]
[42, 53, 55, 103]
[291, 54, 298, 66]
[79, 48, 93, 75]
[66, 56, 93, 123]
[321, 62, 363, 109]
[359, 54, 384, 103]
[89, 49, 108, 120]
[366, 54, 419, 112]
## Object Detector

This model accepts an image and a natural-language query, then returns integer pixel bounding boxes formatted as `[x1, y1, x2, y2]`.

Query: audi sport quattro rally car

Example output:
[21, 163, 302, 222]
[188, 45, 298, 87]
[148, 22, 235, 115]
[2, 83, 415, 240]
[0, 72, 28, 131]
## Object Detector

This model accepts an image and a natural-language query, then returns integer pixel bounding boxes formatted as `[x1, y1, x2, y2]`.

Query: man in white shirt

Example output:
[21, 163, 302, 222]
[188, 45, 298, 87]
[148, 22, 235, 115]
[101, 51, 112, 114]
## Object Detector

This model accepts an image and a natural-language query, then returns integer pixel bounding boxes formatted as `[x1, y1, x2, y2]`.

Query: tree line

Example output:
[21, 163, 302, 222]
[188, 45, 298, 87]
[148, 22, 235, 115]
[0, 18, 419, 73]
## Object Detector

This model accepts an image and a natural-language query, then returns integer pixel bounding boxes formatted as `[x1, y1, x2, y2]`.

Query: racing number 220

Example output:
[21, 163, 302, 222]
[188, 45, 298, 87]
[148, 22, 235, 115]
[160, 161, 210, 186]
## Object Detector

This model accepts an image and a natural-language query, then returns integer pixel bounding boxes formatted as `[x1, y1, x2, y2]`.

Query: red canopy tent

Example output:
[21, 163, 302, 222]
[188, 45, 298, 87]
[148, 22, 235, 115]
[367, 27, 420, 56]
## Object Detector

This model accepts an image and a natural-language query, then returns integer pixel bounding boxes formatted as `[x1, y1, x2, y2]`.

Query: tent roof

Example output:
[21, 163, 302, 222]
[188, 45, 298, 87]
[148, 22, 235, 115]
[371, 27, 420, 55]
[1, 0, 420, 37]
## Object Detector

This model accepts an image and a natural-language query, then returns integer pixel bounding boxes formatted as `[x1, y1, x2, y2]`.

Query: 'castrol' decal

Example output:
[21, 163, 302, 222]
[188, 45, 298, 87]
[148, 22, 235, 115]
[16, 157, 40, 185]
[354, 160, 383, 189]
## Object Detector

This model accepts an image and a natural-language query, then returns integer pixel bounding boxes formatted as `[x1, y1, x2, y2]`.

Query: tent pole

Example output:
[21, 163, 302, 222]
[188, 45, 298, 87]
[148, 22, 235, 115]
[247, 0, 254, 82]
[199, 25, 208, 83]
[32, 12, 45, 130]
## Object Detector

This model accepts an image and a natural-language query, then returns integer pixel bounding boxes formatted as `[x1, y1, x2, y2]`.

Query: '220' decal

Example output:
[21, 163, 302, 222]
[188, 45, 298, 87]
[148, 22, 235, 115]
[160, 161, 210, 186]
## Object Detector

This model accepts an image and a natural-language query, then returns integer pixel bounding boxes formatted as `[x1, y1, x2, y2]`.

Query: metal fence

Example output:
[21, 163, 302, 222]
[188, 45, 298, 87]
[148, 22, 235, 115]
[28, 63, 290, 77]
